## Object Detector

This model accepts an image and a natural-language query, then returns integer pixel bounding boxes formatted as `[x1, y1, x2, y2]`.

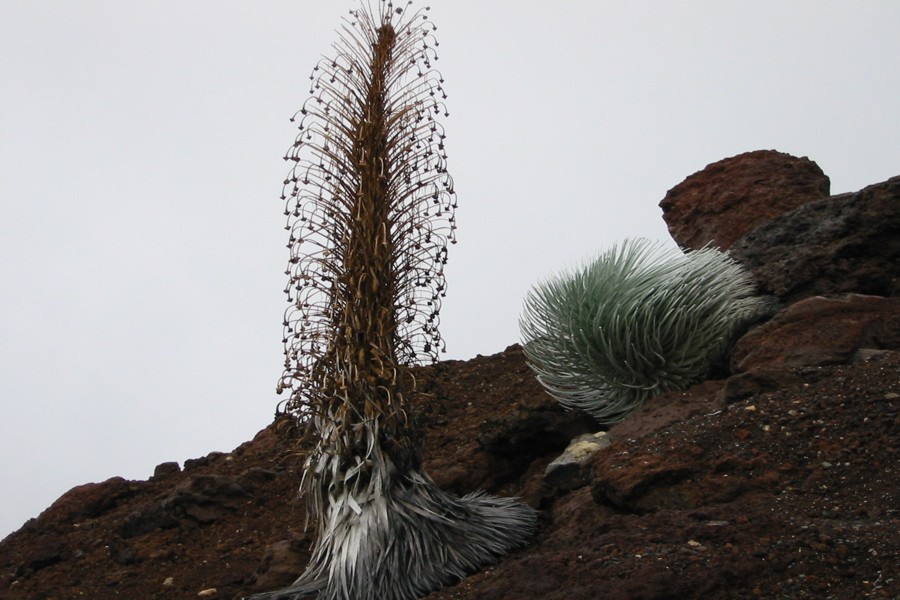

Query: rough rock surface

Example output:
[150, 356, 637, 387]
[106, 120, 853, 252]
[659, 150, 831, 250]
[732, 294, 900, 374]
[730, 176, 900, 302]
[544, 432, 612, 490]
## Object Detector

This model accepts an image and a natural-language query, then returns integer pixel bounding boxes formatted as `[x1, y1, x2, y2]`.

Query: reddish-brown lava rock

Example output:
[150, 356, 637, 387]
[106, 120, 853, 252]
[32, 476, 135, 525]
[240, 532, 313, 596]
[607, 379, 726, 442]
[659, 150, 830, 250]
[428, 352, 900, 600]
[732, 293, 900, 374]
[419, 346, 596, 498]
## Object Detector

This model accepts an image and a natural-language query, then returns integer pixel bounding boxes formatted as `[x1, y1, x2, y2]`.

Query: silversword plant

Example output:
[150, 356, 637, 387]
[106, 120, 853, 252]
[252, 3, 536, 599]
[520, 238, 767, 423]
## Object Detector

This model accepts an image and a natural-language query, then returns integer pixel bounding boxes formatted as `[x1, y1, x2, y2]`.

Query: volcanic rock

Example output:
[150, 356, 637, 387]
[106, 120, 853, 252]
[731, 294, 900, 374]
[659, 150, 830, 250]
[544, 432, 612, 490]
[120, 474, 250, 538]
[34, 476, 134, 524]
[152, 461, 182, 480]
[241, 533, 313, 596]
[729, 175, 900, 302]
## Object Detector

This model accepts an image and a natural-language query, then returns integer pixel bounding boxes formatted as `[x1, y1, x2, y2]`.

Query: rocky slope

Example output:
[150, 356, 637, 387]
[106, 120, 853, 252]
[2, 152, 898, 599]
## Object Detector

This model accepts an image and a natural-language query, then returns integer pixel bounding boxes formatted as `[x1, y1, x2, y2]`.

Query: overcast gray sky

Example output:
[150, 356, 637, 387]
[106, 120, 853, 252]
[1, 1, 898, 539]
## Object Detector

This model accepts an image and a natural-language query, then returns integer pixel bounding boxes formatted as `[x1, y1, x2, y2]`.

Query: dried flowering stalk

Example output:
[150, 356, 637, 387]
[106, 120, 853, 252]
[251, 3, 535, 599]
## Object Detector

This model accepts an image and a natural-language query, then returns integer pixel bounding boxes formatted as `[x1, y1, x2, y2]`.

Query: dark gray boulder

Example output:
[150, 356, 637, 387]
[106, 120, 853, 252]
[730, 176, 900, 302]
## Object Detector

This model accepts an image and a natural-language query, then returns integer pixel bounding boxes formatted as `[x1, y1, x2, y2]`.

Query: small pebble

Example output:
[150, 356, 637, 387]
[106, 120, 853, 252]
[198, 589, 217, 598]
[706, 520, 729, 527]
[162, 577, 174, 587]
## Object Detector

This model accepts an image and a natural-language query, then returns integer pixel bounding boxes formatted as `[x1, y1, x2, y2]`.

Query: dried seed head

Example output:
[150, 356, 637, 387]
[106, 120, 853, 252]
[278, 0, 456, 429]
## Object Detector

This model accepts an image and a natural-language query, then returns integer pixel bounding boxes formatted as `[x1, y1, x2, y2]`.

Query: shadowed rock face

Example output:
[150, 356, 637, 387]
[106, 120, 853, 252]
[659, 149, 830, 251]
[730, 176, 900, 302]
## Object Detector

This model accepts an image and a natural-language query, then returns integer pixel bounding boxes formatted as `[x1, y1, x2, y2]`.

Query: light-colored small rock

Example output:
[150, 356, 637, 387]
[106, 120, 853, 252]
[198, 588, 217, 598]
[566, 439, 603, 461]
[853, 348, 892, 363]
[544, 432, 612, 490]
[162, 576, 174, 587]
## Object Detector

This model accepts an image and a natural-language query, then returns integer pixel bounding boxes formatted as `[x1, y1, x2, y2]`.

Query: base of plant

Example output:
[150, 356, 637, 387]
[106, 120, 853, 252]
[247, 470, 537, 600]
